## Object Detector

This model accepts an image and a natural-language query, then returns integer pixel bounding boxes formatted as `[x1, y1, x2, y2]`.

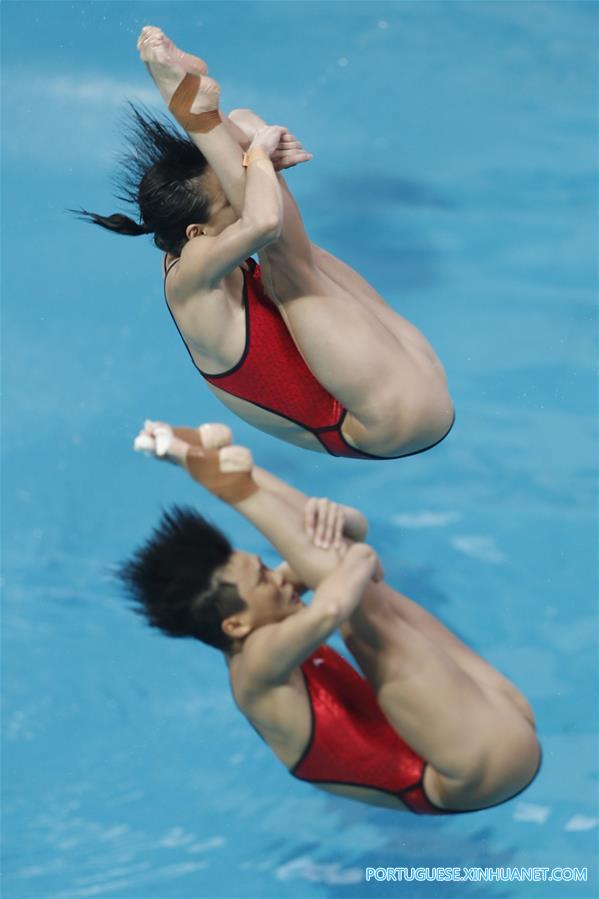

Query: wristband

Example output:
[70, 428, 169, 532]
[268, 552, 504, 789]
[242, 147, 270, 168]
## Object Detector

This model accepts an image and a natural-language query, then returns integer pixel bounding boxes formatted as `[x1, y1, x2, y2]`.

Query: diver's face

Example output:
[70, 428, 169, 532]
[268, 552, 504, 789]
[218, 551, 302, 630]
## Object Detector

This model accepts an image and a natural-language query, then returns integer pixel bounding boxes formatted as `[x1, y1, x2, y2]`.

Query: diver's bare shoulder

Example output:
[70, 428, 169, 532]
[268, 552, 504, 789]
[169, 210, 278, 296]
[229, 631, 311, 768]
[164, 240, 245, 357]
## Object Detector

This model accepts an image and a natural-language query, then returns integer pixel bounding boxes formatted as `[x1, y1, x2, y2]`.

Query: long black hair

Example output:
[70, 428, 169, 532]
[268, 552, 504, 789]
[117, 505, 246, 651]
[73, 105, 211, 256]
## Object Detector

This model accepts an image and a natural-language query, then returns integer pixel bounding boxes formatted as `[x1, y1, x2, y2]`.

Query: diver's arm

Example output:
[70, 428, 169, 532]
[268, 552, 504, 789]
[252, 467, 369, 544]
[233, 477, 383, 592]
[251, 466, 307, 516]
[340, 505, 369, 541]
[242, 544, 378, 686]
[172, 130, 284, 295]
[184, 102, 310, 215]
[186, 118, 246, 216]
[192, 113, 311, 216]
[251, 469, 365, 593]
[222, 110, 313, 173]
[274, 561, 308, 596]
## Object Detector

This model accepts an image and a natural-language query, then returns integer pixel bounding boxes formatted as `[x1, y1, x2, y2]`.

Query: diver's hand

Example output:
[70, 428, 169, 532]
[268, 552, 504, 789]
[249, 125, 289, 159]
[272, 132, 313, 171]
[337, 541, 385, 584]
[304, 497, 345, 549]
[228, 110, 312, 171]
[133, 420, 256, 504]
[133, 421, 233, 462]
[304, 497, 369, 549]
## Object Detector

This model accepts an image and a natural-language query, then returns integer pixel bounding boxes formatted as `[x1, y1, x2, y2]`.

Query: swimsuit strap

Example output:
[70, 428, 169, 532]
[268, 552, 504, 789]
[163, 254, 180, 277]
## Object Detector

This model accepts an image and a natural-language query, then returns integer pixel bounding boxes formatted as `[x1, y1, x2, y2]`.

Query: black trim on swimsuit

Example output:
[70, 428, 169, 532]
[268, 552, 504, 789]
[231, 648, 542, 816]
[315, 409, 457, 461]
[291, 664, 543, 815]
[163, 256, 252, 379]
[164, 257, 179, 277]
[164, 258, 456, 460]
[289, 666, 318, 775]
[290, 665, 434, 811]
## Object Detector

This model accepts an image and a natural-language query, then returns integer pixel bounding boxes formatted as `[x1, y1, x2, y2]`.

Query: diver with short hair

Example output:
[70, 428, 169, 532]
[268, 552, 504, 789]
[119, 419, 541, 814]
[78, 26, 454, 460]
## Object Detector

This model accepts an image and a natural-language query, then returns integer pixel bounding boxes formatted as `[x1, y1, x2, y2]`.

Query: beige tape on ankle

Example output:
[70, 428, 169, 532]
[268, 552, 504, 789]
[172, 427, 258, 504]
[172, 426, 204, 447]
[184, 447, 259, 504]
[168, 73, 221, 133]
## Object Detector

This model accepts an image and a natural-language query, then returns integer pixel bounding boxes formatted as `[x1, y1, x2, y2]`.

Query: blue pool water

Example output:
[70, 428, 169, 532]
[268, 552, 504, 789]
[2, 2, 597, 897]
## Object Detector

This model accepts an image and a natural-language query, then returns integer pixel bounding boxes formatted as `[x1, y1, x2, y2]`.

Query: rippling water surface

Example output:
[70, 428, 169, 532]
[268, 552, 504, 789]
[3, 2, 597, 897]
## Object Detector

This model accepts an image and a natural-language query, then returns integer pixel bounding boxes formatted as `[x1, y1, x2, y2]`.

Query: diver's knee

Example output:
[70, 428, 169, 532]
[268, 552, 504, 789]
[228, 107, 250, 120]
[228, 107, 265, 127]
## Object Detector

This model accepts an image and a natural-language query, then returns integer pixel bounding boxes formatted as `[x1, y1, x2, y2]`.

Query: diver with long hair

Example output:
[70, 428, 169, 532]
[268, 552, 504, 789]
[78, 26, 454, 460]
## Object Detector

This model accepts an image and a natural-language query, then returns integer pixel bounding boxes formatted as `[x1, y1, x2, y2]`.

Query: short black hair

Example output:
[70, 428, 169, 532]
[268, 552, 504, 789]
[118, 506, 246, 651]
[73, 104, 212, 256]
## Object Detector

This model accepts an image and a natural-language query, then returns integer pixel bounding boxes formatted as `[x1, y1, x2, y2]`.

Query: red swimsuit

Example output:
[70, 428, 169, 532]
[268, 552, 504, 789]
[293, 645, 446, 814]
[164, 257, 453, 460]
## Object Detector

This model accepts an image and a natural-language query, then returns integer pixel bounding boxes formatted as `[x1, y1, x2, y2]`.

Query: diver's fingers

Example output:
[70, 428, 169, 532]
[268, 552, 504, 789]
[372, 553, 385, 583]
[273, 152, 313, 171]
[315, 498, 332, 547]
[273, 147, 312, 159]
[335, 539, 350, 562]
[304, 497, 318, 539]
[324, 501, 340, 549]
[314, 498, 327, 545]
[274, 152, 313, 163]
[333, 508, 345, 549]
[279, 132, 304, 144]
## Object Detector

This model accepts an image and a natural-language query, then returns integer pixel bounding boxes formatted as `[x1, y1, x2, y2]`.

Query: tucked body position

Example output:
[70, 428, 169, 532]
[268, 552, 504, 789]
[79, 27, 454, 460]
[119, 419, 541, 814]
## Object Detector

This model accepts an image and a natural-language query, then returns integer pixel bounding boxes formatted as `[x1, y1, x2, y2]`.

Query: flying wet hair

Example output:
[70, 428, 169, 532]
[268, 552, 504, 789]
[72, 104, 211, 256]
[117, 505, 246, 651]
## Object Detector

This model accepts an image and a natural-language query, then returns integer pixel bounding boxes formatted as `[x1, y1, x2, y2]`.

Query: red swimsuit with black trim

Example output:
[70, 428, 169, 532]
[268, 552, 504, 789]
[293, 644, 447, 814]
[293, 644, 542, 815]
[163, 256, 453, 460]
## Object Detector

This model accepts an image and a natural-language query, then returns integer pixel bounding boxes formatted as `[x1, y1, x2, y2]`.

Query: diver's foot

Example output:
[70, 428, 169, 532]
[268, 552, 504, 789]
[134, 420, 232, 463]
[137, 26, 219, 112]
[133, 421, 256, 504]
[174, 423, 233, 451]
